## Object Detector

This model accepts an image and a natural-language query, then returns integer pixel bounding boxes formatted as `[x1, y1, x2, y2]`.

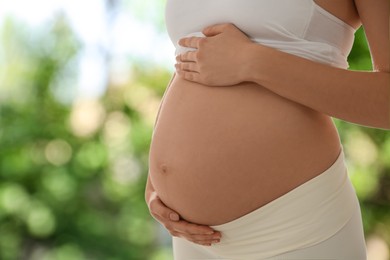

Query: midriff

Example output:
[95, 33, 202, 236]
[148, 74, 342, 225]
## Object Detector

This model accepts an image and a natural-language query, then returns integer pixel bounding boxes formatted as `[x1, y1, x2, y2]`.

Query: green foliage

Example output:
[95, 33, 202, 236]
[348, 27, 372, 71]
[0, 15, 160, 260]
[0, 7, 389, 260]
[335, 26, 390, 244]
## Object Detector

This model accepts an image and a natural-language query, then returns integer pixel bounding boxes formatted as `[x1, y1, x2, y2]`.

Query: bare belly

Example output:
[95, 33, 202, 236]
[148, 75, 341, 225]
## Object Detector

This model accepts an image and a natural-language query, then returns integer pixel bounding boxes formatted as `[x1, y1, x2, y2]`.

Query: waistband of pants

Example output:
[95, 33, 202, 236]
[208, 145, 359, 259]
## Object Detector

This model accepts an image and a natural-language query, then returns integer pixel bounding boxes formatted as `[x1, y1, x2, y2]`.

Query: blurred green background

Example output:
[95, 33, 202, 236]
[0, 1, 389, 259]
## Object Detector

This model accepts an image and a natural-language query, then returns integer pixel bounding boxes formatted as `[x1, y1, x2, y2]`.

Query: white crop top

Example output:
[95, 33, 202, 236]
[165, 0, 357, 68]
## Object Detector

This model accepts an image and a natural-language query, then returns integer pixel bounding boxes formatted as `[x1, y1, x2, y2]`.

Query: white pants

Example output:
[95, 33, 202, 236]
[173, 147, 367, 259]
[173, 204, 366, 259]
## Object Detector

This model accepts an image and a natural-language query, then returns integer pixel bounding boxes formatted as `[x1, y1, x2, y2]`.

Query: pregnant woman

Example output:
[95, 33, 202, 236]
[146, 0, 389, 259]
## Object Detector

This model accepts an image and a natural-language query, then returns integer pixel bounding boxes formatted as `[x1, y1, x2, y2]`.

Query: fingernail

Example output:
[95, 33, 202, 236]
[169, 213, 179, 221]
[206, 231, 214, 235]
[178, 39, 183, 46]
[213, 240, 220, 243]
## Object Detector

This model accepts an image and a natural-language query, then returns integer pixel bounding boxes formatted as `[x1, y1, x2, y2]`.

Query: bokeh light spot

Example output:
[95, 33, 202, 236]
[112, 155, 142, 185]
[42, 168, 77, 202]
[350, 166, 379, 200]
[125, 84, 160, 125]
[27, 202, 56, 237]
[45, 139, 72, 166]
[69, 99, 106, 137]
[0, 183, 30, 215]
[366, 235, 389, 260]
[345, 130, 378, 166]
[103, 111, 131, 149]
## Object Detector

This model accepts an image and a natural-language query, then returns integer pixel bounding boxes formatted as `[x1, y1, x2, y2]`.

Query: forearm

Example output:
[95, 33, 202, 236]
[244, 43, 390, 130]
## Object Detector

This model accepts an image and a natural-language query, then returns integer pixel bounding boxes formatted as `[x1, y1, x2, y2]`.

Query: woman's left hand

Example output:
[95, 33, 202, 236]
[175, 23, 254, 86]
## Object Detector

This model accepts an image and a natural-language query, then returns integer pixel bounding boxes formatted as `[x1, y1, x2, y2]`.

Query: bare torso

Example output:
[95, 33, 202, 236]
[148, 0, 361, 226]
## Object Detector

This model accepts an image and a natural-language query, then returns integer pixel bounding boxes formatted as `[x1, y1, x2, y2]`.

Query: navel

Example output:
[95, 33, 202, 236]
[160, 163, 169, 174]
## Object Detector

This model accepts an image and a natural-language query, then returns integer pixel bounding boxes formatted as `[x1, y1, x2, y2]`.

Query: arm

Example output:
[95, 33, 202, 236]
[245, 45, 389, 130]
[244, 0, 389, 130]
[175, 0, 390, 130]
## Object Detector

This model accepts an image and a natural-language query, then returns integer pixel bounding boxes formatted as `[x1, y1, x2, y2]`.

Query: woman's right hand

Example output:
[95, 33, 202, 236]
[147, 191, 222, 246]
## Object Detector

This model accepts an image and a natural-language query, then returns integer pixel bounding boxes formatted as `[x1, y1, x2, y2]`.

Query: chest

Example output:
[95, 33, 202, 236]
[165, 0, 314, 42]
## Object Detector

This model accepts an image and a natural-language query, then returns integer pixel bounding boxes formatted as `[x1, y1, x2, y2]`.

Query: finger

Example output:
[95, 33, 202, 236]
[173, 229, 221, 239]
[173, 231, 222, 242]
[185, 237, 221, 246]
[193, 239, 221, 246]
[169, 212, 180, 221]
[202, 23, 234, 37]
[170, 220, 218, 235]
[176, 51, 197, 62]
[175, 62, 199, 73]
[150, 197, 180, 222]
[171, 232, 220, 247]
[178, 36, 203, 49]
[176, 70, 201, 83]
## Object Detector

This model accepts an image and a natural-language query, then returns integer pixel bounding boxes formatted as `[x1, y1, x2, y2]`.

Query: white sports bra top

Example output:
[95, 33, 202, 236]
[165, 0, 357, 68]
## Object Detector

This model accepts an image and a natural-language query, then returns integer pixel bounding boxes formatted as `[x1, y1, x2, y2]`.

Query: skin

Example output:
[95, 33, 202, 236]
[175, 0, 390, 129]
[145, 0, 389, 247]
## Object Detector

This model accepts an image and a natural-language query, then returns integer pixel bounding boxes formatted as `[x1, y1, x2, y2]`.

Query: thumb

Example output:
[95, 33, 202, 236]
[202, 23, 229, 37]
[169, 212, 180, 221]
